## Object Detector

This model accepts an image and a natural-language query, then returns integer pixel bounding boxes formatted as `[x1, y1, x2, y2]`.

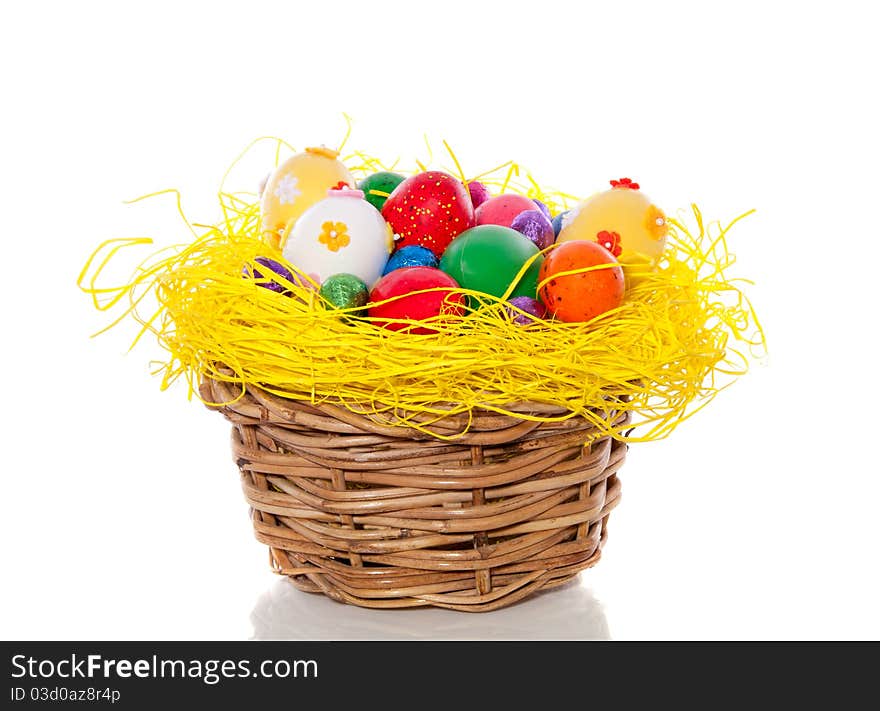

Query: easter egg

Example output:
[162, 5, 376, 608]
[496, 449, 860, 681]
[282, 189, 392, 287]
[439, 225, 544, 300]
[557, 178, 669, 276]
[382, 245, 438, 275]
[260, 146, 356, 251]
[532, 199, 552, 220]
[242, 257, 295, 295]
[538, 240, 624, 323]
[474, 194, 538, 228]
[368, 267, 465, 334]
[358, 171, 406, 211]
[551, 211, 569, 237]
[257, 172, 271, 198]
[320, 273, 369, 312]
[381, 171, 475, 257]
[506, 296, 547, 325]
[510, 209, 554, 250]
[467, 180, 491, 209]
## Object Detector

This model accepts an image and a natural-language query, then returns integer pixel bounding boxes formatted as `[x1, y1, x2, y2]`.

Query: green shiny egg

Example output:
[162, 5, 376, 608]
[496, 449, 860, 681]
[439, 225, 543, 301]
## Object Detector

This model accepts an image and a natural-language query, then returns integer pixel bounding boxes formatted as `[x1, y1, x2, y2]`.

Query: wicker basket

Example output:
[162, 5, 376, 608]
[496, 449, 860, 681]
[200, 374, 628, 612]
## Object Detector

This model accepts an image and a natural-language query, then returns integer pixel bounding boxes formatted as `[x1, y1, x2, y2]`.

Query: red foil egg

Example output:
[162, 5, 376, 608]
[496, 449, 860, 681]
[467, 180, 492, 208]
[368, 266, 466, 333]
[381, 171, 475, 257]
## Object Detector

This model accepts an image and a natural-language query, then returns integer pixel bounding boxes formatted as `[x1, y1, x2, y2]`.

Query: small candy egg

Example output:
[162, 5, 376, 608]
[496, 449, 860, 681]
[439, 224, 543, 300]
[557, 178, 668, 277]
[467, 180, 492, 209]
[506, 296, 547, 325]
[368, 267, 466, 334]
[260, 146, 356, 251]
[282, 189, 392, 288]
[474, 194, 539, 228]
[358, 171, 406, 211]
[383, 245, 439, 275]
[381, 171, 475, 258]
[538, 240, 624, 323]
[242, 256, 295, 295]
[551, 211, 569, 237]
[510, 209, 554, 250]
[532, 199, 551, 220]
[319, 273, 369, 312]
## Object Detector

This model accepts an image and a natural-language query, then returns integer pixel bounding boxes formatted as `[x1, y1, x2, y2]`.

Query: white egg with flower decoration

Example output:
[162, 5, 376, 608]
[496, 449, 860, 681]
[281, 188, 394, 288]
[259, 145, 356, 251]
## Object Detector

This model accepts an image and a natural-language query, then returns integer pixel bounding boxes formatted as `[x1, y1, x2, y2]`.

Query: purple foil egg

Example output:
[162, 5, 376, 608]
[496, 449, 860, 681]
[506, 296, 547, 326]
[467, 180, 491, 209]
[532, 199, 551, 220]
[243, 257, 294, 295]
[510, 209, 555, 250]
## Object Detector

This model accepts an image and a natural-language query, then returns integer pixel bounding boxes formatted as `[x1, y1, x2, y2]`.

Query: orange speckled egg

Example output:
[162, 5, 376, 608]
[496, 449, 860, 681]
[538, 240, 624, 323]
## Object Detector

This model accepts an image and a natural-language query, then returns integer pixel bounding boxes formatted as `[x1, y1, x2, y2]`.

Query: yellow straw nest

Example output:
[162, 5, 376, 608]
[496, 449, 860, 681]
[79, 137, 765, 442]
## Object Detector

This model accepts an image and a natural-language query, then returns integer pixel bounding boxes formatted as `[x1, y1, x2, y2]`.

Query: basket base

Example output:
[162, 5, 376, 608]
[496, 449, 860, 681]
[273, 533, 608, 612]
[203, 377, 627, 613]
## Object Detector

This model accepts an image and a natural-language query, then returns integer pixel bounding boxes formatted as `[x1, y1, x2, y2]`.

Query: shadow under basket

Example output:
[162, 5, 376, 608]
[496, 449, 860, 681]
[201, 376, 629, 612]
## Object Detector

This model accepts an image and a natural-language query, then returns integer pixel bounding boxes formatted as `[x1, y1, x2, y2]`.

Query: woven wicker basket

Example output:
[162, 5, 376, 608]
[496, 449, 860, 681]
[200, 374, 628, 612]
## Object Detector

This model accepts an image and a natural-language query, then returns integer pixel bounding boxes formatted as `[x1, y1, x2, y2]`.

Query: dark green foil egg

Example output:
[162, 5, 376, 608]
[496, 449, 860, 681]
[319, 273, 369, 315]
[358, 171, 406, 211]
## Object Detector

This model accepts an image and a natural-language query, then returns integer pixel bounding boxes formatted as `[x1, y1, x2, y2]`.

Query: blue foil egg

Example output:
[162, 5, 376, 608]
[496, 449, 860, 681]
[382, 245, 439, 275]
[551, 211, 570, 238]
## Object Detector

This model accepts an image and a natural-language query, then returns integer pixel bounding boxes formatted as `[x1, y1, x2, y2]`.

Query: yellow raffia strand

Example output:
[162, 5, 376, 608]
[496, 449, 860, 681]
[78, 137, 765, 442]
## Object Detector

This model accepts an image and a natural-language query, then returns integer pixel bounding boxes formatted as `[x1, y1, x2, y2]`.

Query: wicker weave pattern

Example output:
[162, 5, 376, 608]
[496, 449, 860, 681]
[202, 376, 628, 612]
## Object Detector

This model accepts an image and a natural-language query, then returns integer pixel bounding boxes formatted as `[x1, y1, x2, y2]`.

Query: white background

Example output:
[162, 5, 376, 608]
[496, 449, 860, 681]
[2, 0, 878, 640]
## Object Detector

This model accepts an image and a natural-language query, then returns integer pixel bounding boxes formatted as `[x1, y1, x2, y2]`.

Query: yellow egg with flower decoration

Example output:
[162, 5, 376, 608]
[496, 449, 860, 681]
[260, 146, 356, 251]
[557, 178, 669, 281]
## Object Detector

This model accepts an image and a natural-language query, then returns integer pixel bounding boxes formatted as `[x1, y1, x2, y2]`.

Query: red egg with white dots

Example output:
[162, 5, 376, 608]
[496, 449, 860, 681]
[381, 171, 475, 257]
[474, 194, 539, 228]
